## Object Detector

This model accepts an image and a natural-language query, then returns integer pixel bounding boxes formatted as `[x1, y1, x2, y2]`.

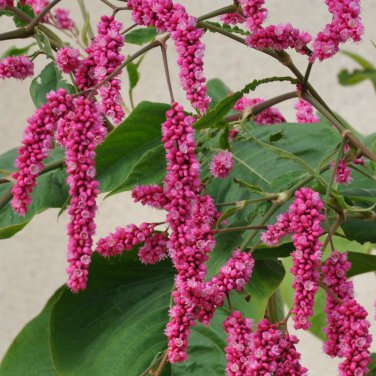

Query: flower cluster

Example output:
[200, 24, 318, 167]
[247, 24, 312, 54]
[239, 0, 268, 32]
[53, 8, 75, 31]
[127, 0, 210, 112]
[234, 96, 286, 125]
[55, 96, 107, 292]
[295, 99, 320, 124]
[322, 252, 371, 375]
[0, 0, 13, 9]
[131, 184, 168, 209]
[311, 0, 363, 61]
[24, 0, 48, 14]
[220, 12, 245, 25]
[96, 223, 156, 257]
[248, 319, 308, 375]
[223, 311, 253, 376]
[331, 158, 352, 185]
[138, 231, 168, 264]
[209, 150, 234, 179]
[0, 55, 34, 80]
[262, 188, 324, 330]
[56, 47, 81, 74]
[11, 89, 70, 216]
[75, 16, 125, 124]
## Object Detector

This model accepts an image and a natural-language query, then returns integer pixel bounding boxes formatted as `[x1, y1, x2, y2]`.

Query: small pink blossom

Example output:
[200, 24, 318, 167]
[0, 56, 34, 80]
[56, 47, 81, 74]
[209, 150, 234, 179]
[331, 158, 352, 184]
[131, 184, 168, 209]
[53, 8, 75, 30]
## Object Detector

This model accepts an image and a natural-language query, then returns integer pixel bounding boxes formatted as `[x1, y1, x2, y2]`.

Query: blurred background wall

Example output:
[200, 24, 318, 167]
[0, 0, 375, 373]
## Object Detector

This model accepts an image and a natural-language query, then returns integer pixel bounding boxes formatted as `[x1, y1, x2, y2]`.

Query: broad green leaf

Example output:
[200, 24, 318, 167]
[96, 101, 169, 192]
[107, 144, 166, 196]
[50, 254, 175, 376]
[207, 79, 231, 109]
[34, 29, 54, 59]
[1, 43, 36, 58]
[369, 354, 376, 375]
[347, 252, 376, 277]
[30, 62, 74, 108]
[0, 289, 63, 376]
[0, 148, 67, 239]
[125, 27, 157, 45]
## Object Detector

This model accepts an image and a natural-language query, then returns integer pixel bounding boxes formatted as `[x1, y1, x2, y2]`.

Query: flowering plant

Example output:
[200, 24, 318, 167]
[0, 1, 376, 375]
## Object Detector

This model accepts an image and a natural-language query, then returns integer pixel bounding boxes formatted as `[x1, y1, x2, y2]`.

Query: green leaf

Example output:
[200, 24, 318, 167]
[204, 21, 250, 37]
[30, 62, 74, 108]
[50, 254, 175, 376]
[1, 43, 36, 58]
[341, 50, 375, 70]
[125, 27, 157, 45]
[96, 101, 169, 193]
[347, 252, 376, 277]
[207, 79, 231, 109]
[0, 148, 68, 239]
[0, 288, 63, 376]
[12, 3, 35, 27]
[338, 68, 376, 90]
[107, 144, 166, 196]
[127, 60, 140, 90]
[34, 29, 54, 59]
[194, 76, 298, 130]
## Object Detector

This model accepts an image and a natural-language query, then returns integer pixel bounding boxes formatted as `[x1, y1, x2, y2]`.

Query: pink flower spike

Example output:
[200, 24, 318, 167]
[132, 184, 168, 209]
[138, 231, 168, 264]
[238, 0, 268, 32]
[209, 151, 234, 179]
[0, 0, 13, 9]
[247, 23, 312, 54]
[0, 56, 34, 80]
[96, 223, 156, 258]
[223, 311, 253, 376]
[295, 99, 320, 124]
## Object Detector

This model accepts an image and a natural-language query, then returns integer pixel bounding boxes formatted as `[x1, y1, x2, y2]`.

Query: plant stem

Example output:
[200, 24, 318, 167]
[215, 225, 268, 234]
[159, 41, 175, 103]
[26, 0, 61, 32]
[303, 93, 376, 162]
[225, 91, 297, 123]
[197, 5, 238, 22]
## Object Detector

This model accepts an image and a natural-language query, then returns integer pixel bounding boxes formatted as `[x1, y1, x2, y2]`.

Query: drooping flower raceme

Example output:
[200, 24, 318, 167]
[0, 56, 34, 80]
[209, 150, 235, 179]
[138, 231, 168, 264]
[55, 96, 107, 292]
[11, 89, 70, 216]
[262, 188, 324, 330]
[322, 252, 371, 376]
[311, 0, 363, 61]
[295, 99, 320, 124]
[96, 223, 156, 257]
[127, 0, 210, 113]
[223, 311, 253, 376]
[234, 96, 286, 125]
[56, 47, 81, 74]
[247, 23, 312, 54]
[131, 184, 168, 209]
[75, 16, 125, 124]
[248, 319, 308, 375]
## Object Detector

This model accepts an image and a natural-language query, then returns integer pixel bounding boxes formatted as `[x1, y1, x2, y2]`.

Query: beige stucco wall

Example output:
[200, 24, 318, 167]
[0, 0, 375, 373]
